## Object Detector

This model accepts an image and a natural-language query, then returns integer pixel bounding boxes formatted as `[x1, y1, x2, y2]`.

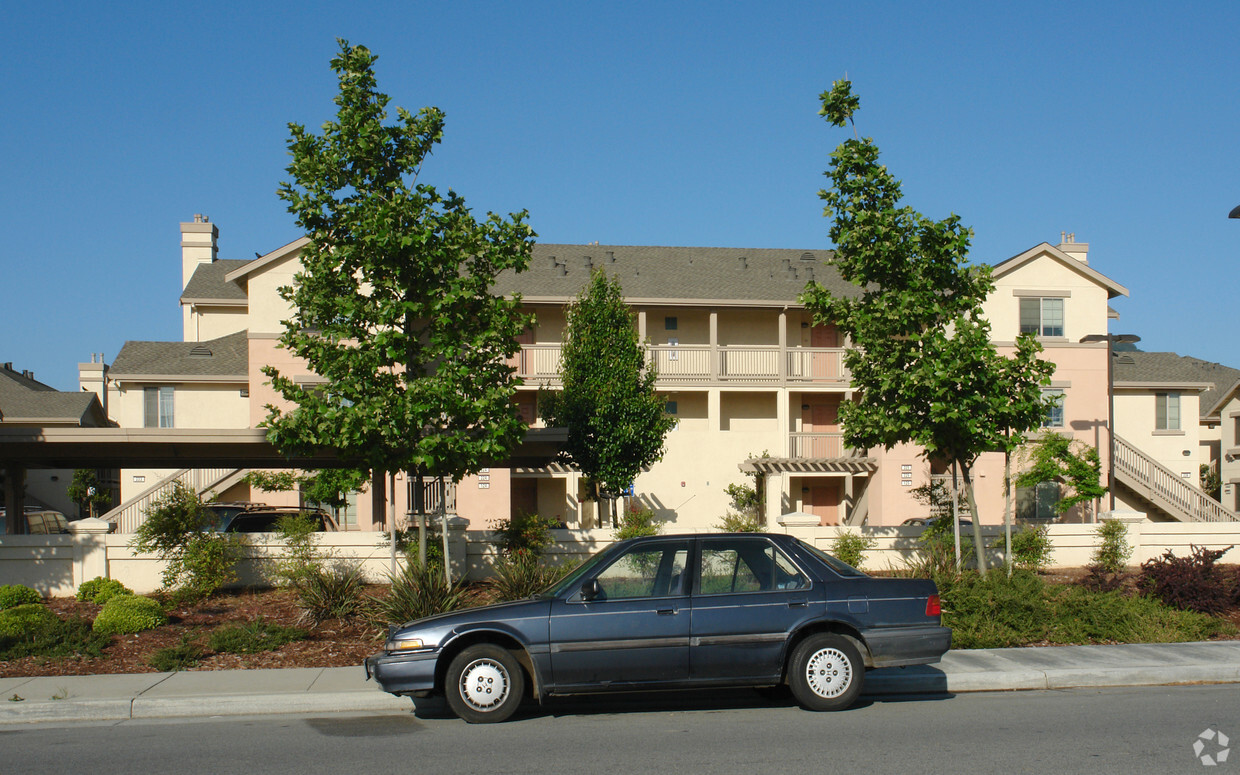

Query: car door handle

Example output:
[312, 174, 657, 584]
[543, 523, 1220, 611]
[656, 607, 678, 615]
[788, 599, 808, 608]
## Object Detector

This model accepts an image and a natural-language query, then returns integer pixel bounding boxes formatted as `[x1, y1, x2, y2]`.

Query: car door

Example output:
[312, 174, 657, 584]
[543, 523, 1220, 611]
[548, 539, 691, 688]
[689, 536, 814, 681]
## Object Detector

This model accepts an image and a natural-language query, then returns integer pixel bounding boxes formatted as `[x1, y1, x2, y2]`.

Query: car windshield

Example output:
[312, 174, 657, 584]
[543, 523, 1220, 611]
[537, 548, 612, 598]
[796, 538, 870, 578]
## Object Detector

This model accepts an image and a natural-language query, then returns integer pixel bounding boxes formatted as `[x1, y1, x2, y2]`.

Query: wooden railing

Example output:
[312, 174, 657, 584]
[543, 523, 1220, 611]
[102, 467, 238, 534]
[408, 477, 458, 516]
[1113, 434, 1239, 522]
[788, 432, 845, 459]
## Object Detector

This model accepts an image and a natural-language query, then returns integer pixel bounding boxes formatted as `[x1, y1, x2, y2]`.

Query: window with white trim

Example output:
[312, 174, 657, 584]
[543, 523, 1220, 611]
[1156, 392, 1181, 431]
[143, 387, 174, 428]
[1041, 388, 1065, 428]
[1019, 297, 1064, 337]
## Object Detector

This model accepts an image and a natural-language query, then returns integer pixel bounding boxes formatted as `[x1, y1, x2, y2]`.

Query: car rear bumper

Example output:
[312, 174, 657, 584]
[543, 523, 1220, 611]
[364, 650, 439, 696]
[863, 625, 952, 667]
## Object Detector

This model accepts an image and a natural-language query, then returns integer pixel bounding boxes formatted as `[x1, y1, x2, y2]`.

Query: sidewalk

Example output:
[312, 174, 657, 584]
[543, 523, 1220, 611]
[4, 641, 1240, 725]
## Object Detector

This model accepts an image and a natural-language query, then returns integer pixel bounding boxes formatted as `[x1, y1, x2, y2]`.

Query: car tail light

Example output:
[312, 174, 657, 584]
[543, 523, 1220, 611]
[925, 594, 941, 617]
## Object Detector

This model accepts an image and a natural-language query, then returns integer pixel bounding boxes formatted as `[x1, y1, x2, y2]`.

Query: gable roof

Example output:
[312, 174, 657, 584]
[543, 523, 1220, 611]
[224, 237, 310, 286]
[181, 259, 250, 304]
[991, 242, 1129, 299]
[109, 330, 249, 381]
[493, 244, 852, 305]
[1113, 351, 1240, 418]
[0, 365, 111, 426]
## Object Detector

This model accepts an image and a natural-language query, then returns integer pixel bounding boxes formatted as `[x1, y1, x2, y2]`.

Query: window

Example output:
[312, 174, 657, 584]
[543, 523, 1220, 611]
[664, 316, 678, 331]
[698, 538, 808, 595]
[593, 541, 688, 599]
[1016, 482, 1060, 521]
[1156, 392, 1181, 431]
[1019, 297, 1064, 337]
[1041, 388, 1065, 428]
[143, 387, 174, 428]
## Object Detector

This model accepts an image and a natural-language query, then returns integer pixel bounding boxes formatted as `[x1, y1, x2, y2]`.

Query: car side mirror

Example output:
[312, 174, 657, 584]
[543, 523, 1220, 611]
[580, 579, 602, 602]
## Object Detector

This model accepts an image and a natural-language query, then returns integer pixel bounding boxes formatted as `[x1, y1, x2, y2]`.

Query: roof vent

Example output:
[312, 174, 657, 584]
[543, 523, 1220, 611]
[1115, 355, 1136, 365]
[738, 256, 748, 270]
[800, 252, 815, 262]
[189, 345, 213, 359]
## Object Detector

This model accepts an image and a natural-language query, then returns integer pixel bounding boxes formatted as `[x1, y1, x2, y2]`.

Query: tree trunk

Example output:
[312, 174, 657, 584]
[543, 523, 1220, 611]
[958, 458, 989, 574]
[439, 474, 451, 584]
[415, 471, 427, 567]
[1003, 448, 1013, 578]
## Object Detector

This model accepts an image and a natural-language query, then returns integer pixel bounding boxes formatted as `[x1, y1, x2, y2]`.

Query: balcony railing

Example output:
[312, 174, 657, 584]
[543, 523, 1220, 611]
[788, 432, 845, 458]
[515, 344, 849, 386]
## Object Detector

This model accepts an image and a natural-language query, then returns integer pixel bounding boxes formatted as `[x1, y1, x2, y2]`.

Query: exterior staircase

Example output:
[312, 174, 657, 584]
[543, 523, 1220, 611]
[1113, 435, 1238, 522]
[101, 468, 245, 534]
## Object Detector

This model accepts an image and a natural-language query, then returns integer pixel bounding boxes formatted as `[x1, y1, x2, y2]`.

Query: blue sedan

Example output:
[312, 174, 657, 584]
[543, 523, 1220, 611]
[365, 532, 950, 722]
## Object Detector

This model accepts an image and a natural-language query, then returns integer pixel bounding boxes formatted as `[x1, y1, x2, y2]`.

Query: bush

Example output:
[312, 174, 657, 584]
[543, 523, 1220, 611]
[295, 563, 368, 626]
[208, 618, 307, 654]
[92, 594, 168, 636]
[490, 512, 558, 559]
[1009, 525, 1053, 572]
[615, 506, 660, 541]
[130, 483, 241, 601]
[370, 561, 474, 626]
[1092, 520, 1132, 574]
[0, 605, 109, 661]
[716, 512, 762, 533]
[0, 584, 42, 610]
[1139, 545, 1233, 615]
[831, 532, 876, 570]
[76, 577, 133, 605]
[489, 555, 579, 603]
[273, 512, 332, 590]
[383, 526, 445, 566]
[148, 633, 204, 671]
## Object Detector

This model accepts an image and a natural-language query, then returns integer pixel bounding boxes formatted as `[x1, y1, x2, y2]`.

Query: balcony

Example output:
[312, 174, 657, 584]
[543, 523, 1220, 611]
[513, 344, 849, 387]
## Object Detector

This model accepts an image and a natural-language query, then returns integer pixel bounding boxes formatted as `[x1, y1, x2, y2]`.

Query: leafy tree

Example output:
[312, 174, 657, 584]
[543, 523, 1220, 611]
[243, 468, 369, 527]
[801, 79, 1055, 572]
[67, 469, 112, 519]
[261, 41, 535, 579]
[539, 269, 675, 526]
[130, 483, 241, 602]
[1015, 432, 1107, 520]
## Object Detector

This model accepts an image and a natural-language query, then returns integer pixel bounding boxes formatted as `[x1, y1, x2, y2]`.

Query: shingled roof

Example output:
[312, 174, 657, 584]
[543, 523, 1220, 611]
[491, 244, 853, 304]
[181, 259, 250, 304]
[110, 330, 249, 380]
[1113, 351, 1240, 418]
[0, 365, 110, 426]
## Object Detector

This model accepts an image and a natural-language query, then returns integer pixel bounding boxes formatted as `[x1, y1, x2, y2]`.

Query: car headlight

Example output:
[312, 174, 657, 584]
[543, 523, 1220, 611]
[386, 635, 432, 652]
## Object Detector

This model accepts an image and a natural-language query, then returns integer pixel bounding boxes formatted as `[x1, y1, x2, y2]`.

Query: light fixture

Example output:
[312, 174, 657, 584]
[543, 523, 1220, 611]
[1230, 204, 1240, 219]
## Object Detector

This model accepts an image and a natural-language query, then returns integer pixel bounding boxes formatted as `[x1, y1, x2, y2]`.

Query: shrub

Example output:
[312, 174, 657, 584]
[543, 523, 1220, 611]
[92, 594, 168, 636]
[716, 512, 762, 533]
[1092, 520, 1132, 574]
[273, 512, 332, 590]
[1139, 545, 1234, 615]
[76, 577, 133, 605]
[208, 618, 307, 654]
[0, 584, 42, 610]
[130, 483, 241, 601]
[489, 555, 579, 602]
[1009, 525, 1053, 572]
[490, 512, 558, 559]
[370, 561, 474, 626]
[0, 605, 108, 661]
[831, 532, 876, 570]
[295, 563, 368, 626]
[148, 633, 204, 671]
[1079, 565, 1128, 593]
[382, 526, 444, 565]
[615, 506, 660, 541]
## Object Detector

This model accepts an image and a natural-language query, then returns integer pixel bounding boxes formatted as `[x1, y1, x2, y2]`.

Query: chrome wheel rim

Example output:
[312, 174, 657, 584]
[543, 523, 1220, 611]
[459, 658, 510, 712]
[805, 647, 852, 698]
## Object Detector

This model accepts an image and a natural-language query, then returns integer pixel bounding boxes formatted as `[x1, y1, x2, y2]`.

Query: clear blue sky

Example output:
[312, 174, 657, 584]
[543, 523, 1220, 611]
[3, 1, 1238, 392]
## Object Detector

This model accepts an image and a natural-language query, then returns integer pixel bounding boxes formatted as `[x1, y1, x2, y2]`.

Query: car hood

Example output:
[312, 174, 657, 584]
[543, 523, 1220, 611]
[390, 597, 553, 637]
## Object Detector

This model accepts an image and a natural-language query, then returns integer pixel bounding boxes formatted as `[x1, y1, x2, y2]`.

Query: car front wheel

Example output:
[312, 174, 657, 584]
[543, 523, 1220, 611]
[788, 633, 864, 711]
[445, 644, 526, 723]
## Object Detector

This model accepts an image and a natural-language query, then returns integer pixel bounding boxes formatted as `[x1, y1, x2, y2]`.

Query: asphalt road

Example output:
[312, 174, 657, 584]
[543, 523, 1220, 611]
[4, 685, 1238, 774]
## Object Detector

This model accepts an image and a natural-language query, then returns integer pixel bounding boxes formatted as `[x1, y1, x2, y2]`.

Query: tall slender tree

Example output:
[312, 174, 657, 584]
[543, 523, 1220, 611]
[801, 80, 1054, 571]
[262, 41, 535, 578]
[541, 269, 675, 527]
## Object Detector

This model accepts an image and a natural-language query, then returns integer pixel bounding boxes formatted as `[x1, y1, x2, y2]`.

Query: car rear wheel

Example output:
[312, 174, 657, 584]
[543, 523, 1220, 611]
[788, 633, 864, 711]
[445, 644, 525, 723]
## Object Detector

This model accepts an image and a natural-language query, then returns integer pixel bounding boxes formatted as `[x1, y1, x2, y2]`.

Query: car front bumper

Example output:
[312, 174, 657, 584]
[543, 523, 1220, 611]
[364, 649, 439, 697]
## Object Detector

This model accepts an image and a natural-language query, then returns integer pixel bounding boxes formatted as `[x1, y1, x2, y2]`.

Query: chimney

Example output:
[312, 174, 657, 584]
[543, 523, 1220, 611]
[181, 214, 219, 290]
[1057, 231, 1089, 265]
[78, 353, 109, 418]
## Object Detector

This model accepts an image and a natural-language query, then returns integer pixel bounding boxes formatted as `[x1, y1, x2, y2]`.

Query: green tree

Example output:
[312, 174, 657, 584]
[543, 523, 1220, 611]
[66, 469, 112, 519]
[262, 41, 535, 580]
[801, 80, 1055, 573]
[243, 468, 369, 527]
[130, 483, 241, 602]
[1015, 433, 1107, 519]
[540, 269, 675, 527]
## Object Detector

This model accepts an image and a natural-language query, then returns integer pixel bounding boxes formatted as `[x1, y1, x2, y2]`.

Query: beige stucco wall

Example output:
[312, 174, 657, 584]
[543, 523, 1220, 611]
[185, 305, 247, 342]
[983, 252, 1113, 345]
[1114, 389, 1203, 480]
[1219, 396, 1240, 512]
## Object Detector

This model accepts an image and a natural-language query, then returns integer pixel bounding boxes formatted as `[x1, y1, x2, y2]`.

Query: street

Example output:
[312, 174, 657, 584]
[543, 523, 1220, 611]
[3, 685, 1238, 774]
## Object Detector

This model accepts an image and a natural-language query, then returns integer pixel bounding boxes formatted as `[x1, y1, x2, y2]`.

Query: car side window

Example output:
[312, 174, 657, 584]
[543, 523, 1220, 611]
[698, 539, 809, 595]
[593, 541, 689, 600]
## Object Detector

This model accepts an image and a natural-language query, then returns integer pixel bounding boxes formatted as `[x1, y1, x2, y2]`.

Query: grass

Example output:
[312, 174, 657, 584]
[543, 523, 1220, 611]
[939, 570, 1235, 649]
